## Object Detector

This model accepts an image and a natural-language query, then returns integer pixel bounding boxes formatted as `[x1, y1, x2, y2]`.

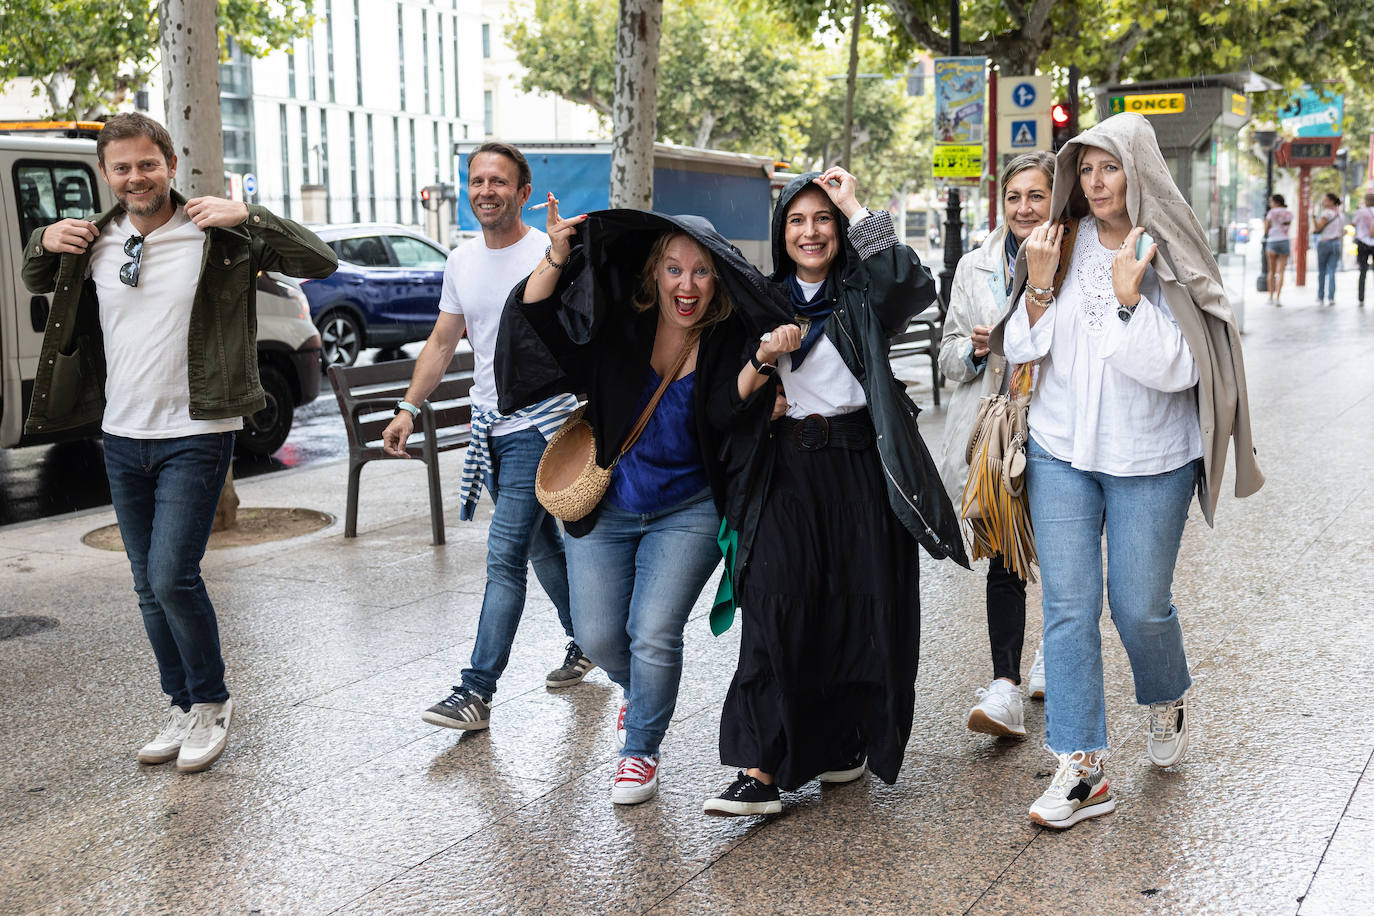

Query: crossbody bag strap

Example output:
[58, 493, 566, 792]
[614, 340, 695, 463]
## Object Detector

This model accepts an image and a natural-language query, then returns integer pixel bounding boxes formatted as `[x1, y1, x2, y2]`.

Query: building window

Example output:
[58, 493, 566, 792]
[483, 90, 493, 136]
[287, 51, 297, 98]
[396, 6, 406, 110]
[219, 39, 256, 186]
[393, 115, 403, 223]
[481, 23, 491, 58]
[409, 118, 419, 225]
[353, 0, 363, 106]
[452, 18, 460, 117]
[325, 0, 336, 103]
[437, 15, 446, 116]
[447, 122, 456, 183]
[433, 121, 441, 185]
[306, 36, 316, 101]
[348, 112, 360, 222]
[366, 113, 376, 221]
[279, 104, 292, 218]
[300, 107, 310, 184]
[320, 108, 331, 222]
[422, 10, 431, 115]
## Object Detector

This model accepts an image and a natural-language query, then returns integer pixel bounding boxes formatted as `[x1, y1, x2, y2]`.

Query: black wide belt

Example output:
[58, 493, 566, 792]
[778, 410, 874, 451]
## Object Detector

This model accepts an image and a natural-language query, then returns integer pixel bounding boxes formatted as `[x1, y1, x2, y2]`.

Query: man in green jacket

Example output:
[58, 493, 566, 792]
[23, 112, 336, 773]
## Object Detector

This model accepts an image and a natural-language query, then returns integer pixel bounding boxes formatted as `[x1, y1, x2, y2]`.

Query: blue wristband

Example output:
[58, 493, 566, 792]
[396, 400, 420, 418]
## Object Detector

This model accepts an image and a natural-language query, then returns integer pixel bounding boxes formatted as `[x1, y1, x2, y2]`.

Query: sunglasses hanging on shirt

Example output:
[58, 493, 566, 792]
[119, 235, 144, 288]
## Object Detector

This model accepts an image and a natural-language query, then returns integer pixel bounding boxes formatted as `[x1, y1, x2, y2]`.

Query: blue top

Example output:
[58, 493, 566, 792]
[604, 368, 708, 514]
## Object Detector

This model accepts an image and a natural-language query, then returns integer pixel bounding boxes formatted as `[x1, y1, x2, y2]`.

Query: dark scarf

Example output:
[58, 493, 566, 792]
[786, 273, 836, 369]
[1002, 229, 1021, 296]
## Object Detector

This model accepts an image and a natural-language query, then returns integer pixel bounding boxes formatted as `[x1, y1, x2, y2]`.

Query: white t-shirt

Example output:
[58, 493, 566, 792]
[1317, 207, 1343, 242]
[88, 208, 241, 438]
[778, 277, 866, 419]
[1003, 217, 1202, 476]
[1354, 206, 1374, 246]
[1266, 207, 1294, 242]
[437, 228, 549, 435]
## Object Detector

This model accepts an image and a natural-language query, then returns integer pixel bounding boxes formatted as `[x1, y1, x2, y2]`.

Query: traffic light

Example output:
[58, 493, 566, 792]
[1051, 102, 1073, 151]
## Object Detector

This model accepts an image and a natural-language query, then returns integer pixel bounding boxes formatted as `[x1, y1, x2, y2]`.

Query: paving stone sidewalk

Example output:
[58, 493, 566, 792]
[1, 270, 1371, 915]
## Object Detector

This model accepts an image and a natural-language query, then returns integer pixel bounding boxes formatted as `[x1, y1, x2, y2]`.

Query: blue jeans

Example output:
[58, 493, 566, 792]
[1025, 439, 1197, 754]
[564, 491, 721, 758]
[1317, 238, 1341, 300]
[103, 432, 234, 709]
[461, 427, 573, 699]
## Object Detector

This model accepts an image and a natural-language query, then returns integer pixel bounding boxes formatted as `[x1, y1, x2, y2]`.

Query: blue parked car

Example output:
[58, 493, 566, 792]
[290, 224, 450, 366]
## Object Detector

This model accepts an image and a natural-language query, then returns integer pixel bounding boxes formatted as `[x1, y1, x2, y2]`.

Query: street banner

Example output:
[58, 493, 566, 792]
[996, 74, 1051, 152]
[934, 57, 986, 183]
[1280, 87, 1344, 138]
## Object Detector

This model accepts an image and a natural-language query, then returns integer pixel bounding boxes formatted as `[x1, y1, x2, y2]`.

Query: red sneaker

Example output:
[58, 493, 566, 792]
[611, 755, 659, 804]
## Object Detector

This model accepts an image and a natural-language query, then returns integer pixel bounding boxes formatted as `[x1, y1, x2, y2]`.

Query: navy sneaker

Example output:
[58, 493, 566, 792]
[703, 771, 782, 816]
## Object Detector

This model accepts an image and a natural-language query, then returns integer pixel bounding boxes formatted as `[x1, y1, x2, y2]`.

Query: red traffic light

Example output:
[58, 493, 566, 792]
[419, 187, 432, 202]
[1051, 103, 1071, 127]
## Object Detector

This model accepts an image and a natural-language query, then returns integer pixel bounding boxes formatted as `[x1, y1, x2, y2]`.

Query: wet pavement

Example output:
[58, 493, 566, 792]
[2, 268, 1373, 915]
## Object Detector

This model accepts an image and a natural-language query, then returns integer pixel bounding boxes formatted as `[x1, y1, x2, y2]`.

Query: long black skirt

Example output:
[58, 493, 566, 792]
[720, 422, 921, 790]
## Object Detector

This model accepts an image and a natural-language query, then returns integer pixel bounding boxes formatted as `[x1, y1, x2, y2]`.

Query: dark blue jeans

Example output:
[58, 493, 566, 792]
[1317, 238, 1341, 301]
[103, 432, 234, 709]
[461, 426, 573, 699]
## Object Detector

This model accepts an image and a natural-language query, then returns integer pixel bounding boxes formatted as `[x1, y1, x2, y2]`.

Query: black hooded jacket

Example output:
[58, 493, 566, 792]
[747, 172, 969, 568]
[495, 210, 791, 537]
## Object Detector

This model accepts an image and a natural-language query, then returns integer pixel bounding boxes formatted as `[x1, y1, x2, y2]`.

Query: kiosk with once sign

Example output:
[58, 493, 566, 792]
[1098, 72, 1278, 254]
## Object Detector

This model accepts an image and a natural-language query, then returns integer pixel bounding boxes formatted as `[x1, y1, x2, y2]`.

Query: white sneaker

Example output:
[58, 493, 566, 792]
[1027, 645, 1046, 700]
[610, 755, 659, 804]
[137, 705, 194, 764]
[1147, 694, 1189, 767]
[176, 698, 233, 773]
[966, 679, 1026, 737]
[1028, 751, 1115, 829]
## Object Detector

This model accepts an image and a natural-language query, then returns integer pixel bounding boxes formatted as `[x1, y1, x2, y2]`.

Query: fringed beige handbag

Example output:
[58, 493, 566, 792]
[535, 343, 693, 522]
[961, 363, 1037, 581]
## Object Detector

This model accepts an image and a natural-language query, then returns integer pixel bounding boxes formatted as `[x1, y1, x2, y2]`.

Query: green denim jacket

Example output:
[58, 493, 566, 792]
[22, 190, 337, 436]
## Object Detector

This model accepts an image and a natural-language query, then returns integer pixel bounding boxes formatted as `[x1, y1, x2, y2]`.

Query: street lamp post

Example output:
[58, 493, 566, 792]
[938, 0, 962, 309]
[1254, 129, 1279, 207]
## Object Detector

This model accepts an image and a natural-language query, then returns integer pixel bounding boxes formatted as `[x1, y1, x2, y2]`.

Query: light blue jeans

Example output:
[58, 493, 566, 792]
[1026, 439, 1197, 754]
[461, 427, 574, 700]
[564, 490, 721, 758]
[1317, 238, 1341, 301]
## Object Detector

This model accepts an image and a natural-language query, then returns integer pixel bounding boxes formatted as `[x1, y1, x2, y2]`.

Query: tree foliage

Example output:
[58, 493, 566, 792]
[0, 0, 315, 120]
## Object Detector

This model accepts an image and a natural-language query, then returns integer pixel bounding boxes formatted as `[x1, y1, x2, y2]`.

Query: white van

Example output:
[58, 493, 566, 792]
[0, 131, 323, 456]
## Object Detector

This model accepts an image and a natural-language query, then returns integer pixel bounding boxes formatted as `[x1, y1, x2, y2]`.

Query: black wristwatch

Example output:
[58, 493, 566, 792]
[750, 353, 777, 376]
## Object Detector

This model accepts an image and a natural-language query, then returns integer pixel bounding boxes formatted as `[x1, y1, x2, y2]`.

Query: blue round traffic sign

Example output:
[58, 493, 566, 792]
[243, 173, 257, 196]
[1011, 82, 1037, 109]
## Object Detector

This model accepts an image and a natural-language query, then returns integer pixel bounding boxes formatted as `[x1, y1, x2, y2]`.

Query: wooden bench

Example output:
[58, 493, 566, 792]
[888, 300, 947, 407]
[327, 351, 476, 545]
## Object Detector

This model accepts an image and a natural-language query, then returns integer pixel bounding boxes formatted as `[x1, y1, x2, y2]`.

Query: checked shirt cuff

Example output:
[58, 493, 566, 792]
[847, 208, 898, 260]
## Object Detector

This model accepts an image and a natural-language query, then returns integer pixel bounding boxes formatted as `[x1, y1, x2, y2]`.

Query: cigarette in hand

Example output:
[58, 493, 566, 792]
[528, 201, 550, 211]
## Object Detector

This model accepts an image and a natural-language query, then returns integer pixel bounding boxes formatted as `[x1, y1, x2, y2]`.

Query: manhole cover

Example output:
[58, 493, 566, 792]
[83, 507, 334, 552]
[0, 616, 59, 640]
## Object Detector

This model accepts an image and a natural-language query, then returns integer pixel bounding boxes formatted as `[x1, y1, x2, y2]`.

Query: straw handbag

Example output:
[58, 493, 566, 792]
[961, 363, 1036, 581]
[536, 344, 693, 522]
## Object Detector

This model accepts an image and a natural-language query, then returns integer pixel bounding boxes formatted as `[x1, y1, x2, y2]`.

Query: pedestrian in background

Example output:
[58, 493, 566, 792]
[939, 150, 1056, 740]
[1264, 193, 1294, 305]
[991, 112, 1264, 830]
[1313, 192, 1344, 307]
[383, 142, 593, 735]
[496, 205, 784, 805]
[22, 112, 337, 773]
[1352, 191, 1374, 307]
[704, 167, 967, 817]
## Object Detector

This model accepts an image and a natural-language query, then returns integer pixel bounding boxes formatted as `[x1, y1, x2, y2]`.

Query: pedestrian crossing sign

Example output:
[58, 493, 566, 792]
[1010, 120, 1036, 148]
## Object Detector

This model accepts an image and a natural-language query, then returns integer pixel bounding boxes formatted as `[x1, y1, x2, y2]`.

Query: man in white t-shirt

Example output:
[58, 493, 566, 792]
[23, 113, 337, 774]
[382, 143, 586, 732]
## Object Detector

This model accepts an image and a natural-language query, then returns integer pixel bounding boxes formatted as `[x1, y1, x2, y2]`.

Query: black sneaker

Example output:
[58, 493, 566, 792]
[817, 751, 866, 784]
[421, 686, 491, 730]
[546, 640, 595, 688]
[703, 771, 782, 816]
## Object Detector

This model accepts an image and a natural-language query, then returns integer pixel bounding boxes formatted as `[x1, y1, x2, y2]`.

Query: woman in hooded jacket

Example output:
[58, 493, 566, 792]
[991, 112, 1264, 830]
[703, 166, 967, 816]
[939, 150, 1056, 739]
[496, 200, 786, 807]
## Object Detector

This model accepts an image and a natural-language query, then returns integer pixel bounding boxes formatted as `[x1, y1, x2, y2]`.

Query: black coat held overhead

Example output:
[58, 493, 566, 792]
[494, 210, 792, 538]
[744, 172, 969, 571]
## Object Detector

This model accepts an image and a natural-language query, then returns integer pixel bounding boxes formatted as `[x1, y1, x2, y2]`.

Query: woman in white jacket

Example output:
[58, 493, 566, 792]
[938, 151, 1055, 739]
